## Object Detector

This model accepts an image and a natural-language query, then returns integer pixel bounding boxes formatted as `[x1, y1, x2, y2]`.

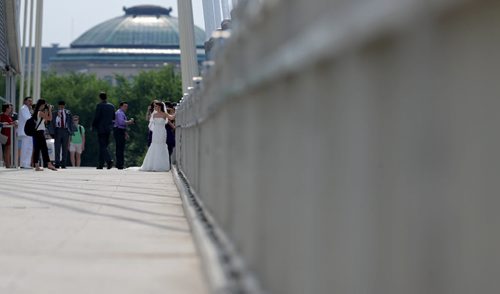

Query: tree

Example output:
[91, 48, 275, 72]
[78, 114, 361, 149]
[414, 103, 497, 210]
[40, 66, 182, 167]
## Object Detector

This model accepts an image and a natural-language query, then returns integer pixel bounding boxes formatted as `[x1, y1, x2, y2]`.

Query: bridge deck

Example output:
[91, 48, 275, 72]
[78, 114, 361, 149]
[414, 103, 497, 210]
[0, 168, 207, 294]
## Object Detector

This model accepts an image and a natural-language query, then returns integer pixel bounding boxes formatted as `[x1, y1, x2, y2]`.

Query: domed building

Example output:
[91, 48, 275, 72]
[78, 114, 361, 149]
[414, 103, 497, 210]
[50, 5, 206, 81]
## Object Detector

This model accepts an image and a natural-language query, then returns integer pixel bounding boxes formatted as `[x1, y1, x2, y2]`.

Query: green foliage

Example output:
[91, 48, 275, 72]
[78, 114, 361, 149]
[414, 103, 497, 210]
[40, 66, 182, 167]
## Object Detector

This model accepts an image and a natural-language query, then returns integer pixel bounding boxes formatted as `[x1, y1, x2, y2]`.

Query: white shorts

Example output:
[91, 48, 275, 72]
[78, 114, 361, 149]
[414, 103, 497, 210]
[70, 143, 83, 154]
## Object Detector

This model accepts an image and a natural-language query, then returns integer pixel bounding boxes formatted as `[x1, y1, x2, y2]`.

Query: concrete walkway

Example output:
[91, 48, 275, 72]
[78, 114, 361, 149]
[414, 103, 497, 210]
[0, 168, 208, 294]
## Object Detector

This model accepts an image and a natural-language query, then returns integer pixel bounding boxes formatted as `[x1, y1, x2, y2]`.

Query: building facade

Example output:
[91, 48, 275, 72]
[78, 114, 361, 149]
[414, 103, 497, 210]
[50, 5, 206, 80]
[0, 0, 21, 105]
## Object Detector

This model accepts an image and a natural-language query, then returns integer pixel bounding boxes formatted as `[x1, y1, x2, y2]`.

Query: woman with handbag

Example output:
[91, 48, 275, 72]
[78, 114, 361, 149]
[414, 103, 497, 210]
[32, 99, 57, 171]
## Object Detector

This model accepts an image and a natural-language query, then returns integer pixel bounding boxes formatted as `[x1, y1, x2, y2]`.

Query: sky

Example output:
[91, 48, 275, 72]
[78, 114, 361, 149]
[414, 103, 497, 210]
[21, 0, 206, 47]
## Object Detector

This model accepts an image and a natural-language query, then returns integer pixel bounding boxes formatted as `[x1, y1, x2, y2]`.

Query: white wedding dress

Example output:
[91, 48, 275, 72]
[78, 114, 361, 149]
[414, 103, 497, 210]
[140, 117, 170, 172]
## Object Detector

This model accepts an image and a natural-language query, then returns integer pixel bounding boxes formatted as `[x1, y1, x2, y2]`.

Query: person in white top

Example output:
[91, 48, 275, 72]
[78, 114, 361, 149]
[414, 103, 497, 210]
[17, 97, 33, 168]
[140, 102, 174, 172]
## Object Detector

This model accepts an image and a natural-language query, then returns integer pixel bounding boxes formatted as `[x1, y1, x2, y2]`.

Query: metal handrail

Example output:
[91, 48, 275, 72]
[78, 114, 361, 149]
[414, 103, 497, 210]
[175, 1, 500, 294]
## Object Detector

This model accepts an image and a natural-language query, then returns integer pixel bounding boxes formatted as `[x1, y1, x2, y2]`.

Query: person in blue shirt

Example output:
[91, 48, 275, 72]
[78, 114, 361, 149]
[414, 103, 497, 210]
[113, 101, 135, 169]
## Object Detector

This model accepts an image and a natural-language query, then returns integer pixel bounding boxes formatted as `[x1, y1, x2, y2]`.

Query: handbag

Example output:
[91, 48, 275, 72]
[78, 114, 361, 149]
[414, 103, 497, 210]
[0, 133, 7, 145]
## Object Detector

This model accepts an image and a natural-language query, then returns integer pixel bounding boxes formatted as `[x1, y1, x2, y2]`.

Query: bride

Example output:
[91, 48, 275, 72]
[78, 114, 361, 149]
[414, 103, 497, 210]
[140, 102, 173, 172]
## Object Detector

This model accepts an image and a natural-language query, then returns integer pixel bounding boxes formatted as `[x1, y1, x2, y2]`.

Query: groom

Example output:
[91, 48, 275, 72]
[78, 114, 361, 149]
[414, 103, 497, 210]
[92, 92, 115, 169]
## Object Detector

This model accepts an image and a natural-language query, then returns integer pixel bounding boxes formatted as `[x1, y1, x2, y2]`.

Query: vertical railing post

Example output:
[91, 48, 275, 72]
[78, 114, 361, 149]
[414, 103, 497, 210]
[202, 0, 216, 40]
[17, 0, 28, 109]
[19, 0, 29, 110]
[9, 125, 15, 168]
[221, 0, 230, 20]
[32, 0, 43, 101]
[177, 0, 199, 93]
[212, 0, 222, 29]
[8, 77, 17, 168]
[26, 0, 34, 97]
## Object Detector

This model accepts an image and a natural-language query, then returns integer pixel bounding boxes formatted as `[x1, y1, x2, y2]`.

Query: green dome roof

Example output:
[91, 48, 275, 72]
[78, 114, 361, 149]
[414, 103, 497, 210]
[71, 5, 205, 49]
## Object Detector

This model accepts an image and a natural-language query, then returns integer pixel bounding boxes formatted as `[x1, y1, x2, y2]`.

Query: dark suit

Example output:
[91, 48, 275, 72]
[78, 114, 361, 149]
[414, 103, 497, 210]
[166, 122, 175, 160]
[92, 101, 115, 167]
[48, 108, 74, 167]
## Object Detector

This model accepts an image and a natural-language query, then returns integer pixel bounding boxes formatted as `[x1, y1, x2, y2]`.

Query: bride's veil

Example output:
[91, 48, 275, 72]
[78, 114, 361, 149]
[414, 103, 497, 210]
[148, 106, 157, 131]
[162, 102, 167, 114]
[162, 102, 168, 125]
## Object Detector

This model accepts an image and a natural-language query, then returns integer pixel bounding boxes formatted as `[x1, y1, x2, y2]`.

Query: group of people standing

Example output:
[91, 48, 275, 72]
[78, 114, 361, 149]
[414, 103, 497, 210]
[92, 92, 176, 172]
[1, 91, 175, 172]
[91, 92, 135, 170]
[0, 97, 86, 170]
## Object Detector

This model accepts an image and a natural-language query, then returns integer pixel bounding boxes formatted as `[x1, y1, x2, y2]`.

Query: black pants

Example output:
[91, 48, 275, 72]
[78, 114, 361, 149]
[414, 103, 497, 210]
[113, 128, 126, 169]
[33, 130, 50, 167]
[147, 130, 152, 147]
[54, 128, 69, 167]
[97, 132, 112, 167]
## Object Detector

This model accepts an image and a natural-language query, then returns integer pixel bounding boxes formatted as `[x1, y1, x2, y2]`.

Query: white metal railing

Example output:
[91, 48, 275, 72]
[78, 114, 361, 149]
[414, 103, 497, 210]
[177, 0, 500, 293]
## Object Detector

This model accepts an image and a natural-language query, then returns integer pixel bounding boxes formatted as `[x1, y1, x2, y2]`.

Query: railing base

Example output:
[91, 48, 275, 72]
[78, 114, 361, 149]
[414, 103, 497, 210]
[172, 165, 264, 294]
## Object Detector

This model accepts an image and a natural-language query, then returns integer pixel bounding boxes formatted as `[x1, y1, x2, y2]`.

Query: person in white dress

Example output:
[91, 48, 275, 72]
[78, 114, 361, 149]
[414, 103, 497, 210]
[140, 102, 173, 172]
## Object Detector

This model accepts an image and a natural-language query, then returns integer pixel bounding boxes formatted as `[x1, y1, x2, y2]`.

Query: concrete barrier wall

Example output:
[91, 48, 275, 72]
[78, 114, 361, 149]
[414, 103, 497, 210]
[176, 0, 500, 293]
